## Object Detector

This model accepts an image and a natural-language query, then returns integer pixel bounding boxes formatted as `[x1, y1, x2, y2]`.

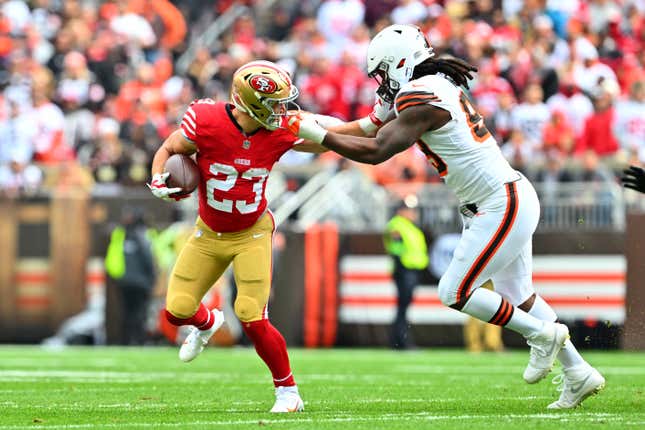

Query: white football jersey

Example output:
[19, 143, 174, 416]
[394, 74, 518, 204]
[614, 100, 645, 150]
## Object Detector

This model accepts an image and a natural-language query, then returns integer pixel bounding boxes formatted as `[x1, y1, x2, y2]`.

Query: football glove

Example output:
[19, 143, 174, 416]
[287, 113, 328, 144]
[622, 165, 645, 194]
[358, 95, 392, 134]
[147, 172, 185, 201]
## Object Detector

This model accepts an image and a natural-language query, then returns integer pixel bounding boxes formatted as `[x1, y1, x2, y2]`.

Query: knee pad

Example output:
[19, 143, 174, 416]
[234, 295, 262, 322]
[166, 293, 200, 319]
[437, 276, 457, 306]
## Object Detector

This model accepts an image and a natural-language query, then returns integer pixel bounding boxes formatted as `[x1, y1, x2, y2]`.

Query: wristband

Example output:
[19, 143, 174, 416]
[358, 116, 379, 134]
[299, 121, 329, 145]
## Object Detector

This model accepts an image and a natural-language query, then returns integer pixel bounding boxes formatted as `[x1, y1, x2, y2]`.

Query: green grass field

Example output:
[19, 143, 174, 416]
[0, 346, 643, 429]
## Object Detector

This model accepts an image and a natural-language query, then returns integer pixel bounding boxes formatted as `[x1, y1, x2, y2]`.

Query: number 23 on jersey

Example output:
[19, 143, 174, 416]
[206, 162, 269, 214]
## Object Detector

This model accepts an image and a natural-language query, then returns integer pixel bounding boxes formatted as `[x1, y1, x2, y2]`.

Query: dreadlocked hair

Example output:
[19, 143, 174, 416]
[411, 57, 478, 89]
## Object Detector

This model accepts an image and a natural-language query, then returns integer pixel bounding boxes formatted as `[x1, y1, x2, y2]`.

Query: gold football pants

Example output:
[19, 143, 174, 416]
[166, 212, 275, 322]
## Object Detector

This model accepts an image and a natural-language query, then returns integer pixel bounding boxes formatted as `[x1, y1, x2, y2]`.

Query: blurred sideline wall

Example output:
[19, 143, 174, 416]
[1, 195, 642, 349]
[0, 193, 174, 343]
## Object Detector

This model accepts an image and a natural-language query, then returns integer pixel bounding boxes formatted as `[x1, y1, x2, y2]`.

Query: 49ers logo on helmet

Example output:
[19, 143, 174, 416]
[249, 75, 278, 94]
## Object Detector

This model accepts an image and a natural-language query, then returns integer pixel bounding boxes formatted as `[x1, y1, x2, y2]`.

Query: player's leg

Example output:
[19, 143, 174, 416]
[521, 292, 605, 408]
[495, 271, 606, 407]
[438, 181, 568, 371]
[490, 241, 581, 380]
[231, 213, 303, 413]
[479, 281, 503, 352]
[491, 230, 605, 407]
[520, 294, 586, 370]
[165, 219, 230, 361]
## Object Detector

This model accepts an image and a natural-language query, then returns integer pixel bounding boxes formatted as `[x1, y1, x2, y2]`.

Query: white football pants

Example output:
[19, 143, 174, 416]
[438, 174, 540, 306]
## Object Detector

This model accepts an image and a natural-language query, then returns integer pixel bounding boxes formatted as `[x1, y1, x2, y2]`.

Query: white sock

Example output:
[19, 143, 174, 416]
[461, 288, 543, 337]
[279, 385, 299, 394]
[527, 295, 586, 369]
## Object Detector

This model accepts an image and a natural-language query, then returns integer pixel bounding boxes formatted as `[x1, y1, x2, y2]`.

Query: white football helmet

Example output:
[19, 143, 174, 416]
[366, 24, 434, 103]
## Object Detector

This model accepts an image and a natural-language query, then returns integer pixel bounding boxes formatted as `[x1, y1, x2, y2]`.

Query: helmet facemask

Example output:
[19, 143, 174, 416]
[368, 63, 400, 104]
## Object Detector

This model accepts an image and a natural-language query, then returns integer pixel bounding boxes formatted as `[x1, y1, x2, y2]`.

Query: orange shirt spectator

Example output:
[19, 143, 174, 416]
[542, 111, 574, 155]
[147, 0, 187, 50]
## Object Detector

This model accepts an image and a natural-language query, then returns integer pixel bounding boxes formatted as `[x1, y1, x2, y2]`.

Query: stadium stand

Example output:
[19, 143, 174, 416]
[0, 0, 643, 230]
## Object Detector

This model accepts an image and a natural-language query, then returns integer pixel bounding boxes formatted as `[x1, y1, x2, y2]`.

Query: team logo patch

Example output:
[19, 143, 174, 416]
[249, 75, 278, 94]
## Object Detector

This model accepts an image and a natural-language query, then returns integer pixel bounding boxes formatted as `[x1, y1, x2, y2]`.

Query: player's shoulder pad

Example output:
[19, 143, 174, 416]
[395, 79, 445, 115]
[396, 75, 460, 118]
[181, 98, 220, 142]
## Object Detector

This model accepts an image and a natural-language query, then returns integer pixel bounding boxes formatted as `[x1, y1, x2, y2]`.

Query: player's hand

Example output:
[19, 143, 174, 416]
[622, 165, 645, 194]
[147, 172, 183, 201]
[287, 113, 328, 144]
[369, 95, 392, 126]
[359, 95, 392, 134]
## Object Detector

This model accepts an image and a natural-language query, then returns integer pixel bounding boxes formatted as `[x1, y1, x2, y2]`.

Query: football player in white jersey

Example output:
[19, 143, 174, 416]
[288, 24, 605, 409]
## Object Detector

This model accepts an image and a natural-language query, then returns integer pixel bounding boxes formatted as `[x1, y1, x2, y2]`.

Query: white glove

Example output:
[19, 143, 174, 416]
[147, 172, 182, 201]
[287, 113, 328, 144]
[358, 95, 392, 134]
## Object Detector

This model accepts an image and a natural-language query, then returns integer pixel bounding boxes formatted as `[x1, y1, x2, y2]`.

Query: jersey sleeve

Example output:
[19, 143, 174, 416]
[180, 99, 217, 142]
[395, 89, 442, 114]
[395, 76, 461, 119]
[180, 105, 198, 142]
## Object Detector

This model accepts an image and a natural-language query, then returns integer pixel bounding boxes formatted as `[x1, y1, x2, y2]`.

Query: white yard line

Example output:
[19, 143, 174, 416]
[0, 413, 642, 429]
[0, 396, 553, 410]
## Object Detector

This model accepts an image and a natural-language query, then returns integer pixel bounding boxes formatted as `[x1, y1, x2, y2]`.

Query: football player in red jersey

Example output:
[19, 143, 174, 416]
[148, 60, 389, 412]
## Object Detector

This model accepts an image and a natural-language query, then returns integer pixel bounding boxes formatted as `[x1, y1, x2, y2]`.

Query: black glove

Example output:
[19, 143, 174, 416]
[621, 165, 645, 194]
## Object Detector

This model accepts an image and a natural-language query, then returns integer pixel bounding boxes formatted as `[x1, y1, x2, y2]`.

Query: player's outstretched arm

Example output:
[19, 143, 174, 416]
[291, 101, 392, 153]
[329, 95, 394, 138]
[289, 104, 446, 165]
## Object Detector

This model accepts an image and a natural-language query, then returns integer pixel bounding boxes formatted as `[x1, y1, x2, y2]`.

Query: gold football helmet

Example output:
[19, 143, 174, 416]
[231, 60, 299, 130]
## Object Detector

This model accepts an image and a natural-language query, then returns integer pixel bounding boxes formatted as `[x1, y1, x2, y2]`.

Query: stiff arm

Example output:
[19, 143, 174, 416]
[320, 104, 451, 164]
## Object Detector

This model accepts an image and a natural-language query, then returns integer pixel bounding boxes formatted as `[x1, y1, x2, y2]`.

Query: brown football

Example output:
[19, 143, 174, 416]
[164, 154, 199, 196]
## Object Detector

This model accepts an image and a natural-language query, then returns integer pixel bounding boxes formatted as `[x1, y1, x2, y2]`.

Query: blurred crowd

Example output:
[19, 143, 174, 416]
[0, 0, 643, 198]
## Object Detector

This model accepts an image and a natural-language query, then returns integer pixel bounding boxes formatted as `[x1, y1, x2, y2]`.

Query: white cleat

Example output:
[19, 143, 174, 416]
[270, 386, 304, 413]
[523, 322, 569, 384]
[178, 309, 225, 363]
[547, 365, 605, 409]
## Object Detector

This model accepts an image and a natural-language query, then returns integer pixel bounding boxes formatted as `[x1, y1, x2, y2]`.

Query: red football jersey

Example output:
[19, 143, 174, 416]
[180, 100, 297, 232]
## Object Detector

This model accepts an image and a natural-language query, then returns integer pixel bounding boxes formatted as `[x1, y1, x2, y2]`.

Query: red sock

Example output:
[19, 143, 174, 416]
[243, 319, 295, 387]
[165, 303, 214, 330]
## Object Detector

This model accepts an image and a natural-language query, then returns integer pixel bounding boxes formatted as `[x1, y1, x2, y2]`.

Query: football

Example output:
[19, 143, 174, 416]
[164, 154, 199, 196]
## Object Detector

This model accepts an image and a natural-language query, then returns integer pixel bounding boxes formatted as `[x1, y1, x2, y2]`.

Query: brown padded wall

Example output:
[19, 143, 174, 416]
[624, 213, 645, 349]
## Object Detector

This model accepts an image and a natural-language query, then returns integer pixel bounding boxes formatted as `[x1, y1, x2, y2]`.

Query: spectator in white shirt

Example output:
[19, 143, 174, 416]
[547, 75, 594, 140]
[572, 38, 618, 95]
[0, 96, 41, 195]
[511, 83, 550, 156]
[614, 80, 645, 162]
[391, 0, 428, 25]
[316, 0, 365, 60]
